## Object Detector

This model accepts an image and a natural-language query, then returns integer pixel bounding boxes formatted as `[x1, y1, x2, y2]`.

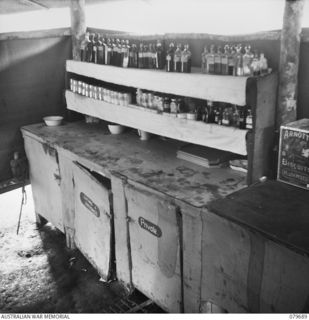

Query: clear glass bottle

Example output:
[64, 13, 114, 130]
[207, 45, 215, 74]
[260, 52, 268, 75]
[170, 98, 178, 114]
[86, 33, 94, 62]
[166, 42, 175, 72]
[181, 44, 191, 73]
[122, 40, 129, 68]
[214, 46, 222, 74]
[246, 108, 253, 129]
[174, 43, 182, 72]
[235, 44, 244, 76]
[251, 50, 260, 76]
[201, 45, 208, 73]
[92, 33, 99, 64]
[243, 45, 254, 76]
[80, 32, 90, 62]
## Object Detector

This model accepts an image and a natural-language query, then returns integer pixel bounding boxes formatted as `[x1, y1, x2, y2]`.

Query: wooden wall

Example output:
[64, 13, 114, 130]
[0, 31, 72, 181]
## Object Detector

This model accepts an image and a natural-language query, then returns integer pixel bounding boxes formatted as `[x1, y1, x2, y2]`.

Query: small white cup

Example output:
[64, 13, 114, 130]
[138, 130, 150, 141]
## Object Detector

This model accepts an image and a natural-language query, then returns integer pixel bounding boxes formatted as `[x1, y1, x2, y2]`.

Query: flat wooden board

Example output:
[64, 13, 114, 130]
[21, 122, 247, 208]
[66, 60, 249, 105]
[208, 180, 309, 255]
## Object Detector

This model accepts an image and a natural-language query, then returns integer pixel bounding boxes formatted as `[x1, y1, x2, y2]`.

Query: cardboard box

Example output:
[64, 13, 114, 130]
[277, 119, 309, 190]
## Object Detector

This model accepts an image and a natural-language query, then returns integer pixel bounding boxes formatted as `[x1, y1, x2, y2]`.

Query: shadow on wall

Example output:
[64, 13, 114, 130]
[0, 36, 72, 181]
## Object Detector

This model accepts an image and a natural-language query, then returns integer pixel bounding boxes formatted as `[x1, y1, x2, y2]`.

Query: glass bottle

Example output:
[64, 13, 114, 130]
[110, 38, 115, 65]
[246, 108, 253, 129]
[138, 43, 144, 68]
[163, 97, 170, 113]
[166, 42, 175, 72]
[170, 98, 178, 114]
[260, 52, 268, 75]
[181, 44, 191, 73]
[174, 43, 182, 72]
[221, 45, 229, 75]
[214, 103, 222, 125]
[243, 45, 254, 76]
[133, 44, 139, 68]
[80, 32, 90, 62]
[97, 35, 105, 64]
[92, 33, 99, 64]
[214, 46, 222, 74]
[206, 45, 215, 74]
[228, 45, 236, 76]
[207, 100, 215, 123]
[86, 33, 94, 62]
[201, 45, 208, 73]
[232, 105, 240, 128]
[122, 40, 129, 68]
[105, 38, 112, 65]
[251, 50, 260, 76]
[235, 44, 244, 76]
[238, 106, 246, 129]
[156, 40, 164, 69]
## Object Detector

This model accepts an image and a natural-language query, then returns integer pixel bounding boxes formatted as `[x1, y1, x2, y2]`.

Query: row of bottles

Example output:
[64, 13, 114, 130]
[70, 79, 132, 106]
[200, 101, 253, 129]
[201, 44, 269, 76]
[165, 43, 192, 73]
[80, 32, 165, 69]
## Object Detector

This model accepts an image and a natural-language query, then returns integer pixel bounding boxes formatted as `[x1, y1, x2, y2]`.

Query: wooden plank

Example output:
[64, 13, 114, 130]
[23, 136, 64, 232]
[58, 152, 75, 249]
[250, 73, 278, 183]
[124, 182, 182, 313]
[276, 0, 305, 128]
[73, 161, 112, 280]
[66, 60, 249, 105]
[65, 91, 248, 155]
[0, 28, 71, 41]
[70, 0, 86, 61]
[111, 173, 133, 292]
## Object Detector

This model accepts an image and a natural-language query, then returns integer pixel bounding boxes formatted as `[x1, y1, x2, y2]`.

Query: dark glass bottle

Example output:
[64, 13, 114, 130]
[238, 105, 247, 129]
[156, 40, 164, 69]
[228, 45, 236, 76]
[166, 42, 174, 72]
[207, 100, 215, 123]
[80, 32, 90, 62]
[86, 33, 94, 62]
[221, 45, 229, 75]
[246, 108, 253, 129]
[214, 103, 222, 125]
[97, 35, 105, 64]
[214, 46, 222, 74]
[110, 38, 116, 65]
[174, 43, 182, 72]
[181, 44, 191, 73]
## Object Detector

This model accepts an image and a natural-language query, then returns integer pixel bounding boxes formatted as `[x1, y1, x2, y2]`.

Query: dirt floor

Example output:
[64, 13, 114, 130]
[0, 185, 163, 314]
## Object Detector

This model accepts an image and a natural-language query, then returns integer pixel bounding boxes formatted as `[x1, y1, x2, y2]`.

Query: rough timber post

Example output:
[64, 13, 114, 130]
[277, 0, 305, 129]
[70, 0, 86, 61]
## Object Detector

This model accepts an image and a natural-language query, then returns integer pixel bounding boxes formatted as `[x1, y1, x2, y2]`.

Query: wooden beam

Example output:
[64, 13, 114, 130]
[70, 0, 86, 61]
[0, 28, 71, 41]
[276, 0, 305, 129]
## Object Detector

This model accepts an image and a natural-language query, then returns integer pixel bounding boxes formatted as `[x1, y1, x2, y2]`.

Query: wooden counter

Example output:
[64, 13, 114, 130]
[21, 121, 246, 208]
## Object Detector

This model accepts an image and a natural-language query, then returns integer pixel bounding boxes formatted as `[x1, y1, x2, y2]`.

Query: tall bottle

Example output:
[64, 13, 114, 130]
[214, 46, 222, 74]
[122, 40, 130, 68]
[166, 42, 175, 72]
[235, 44, 244, 76]
[243, 45, 254, 76]
[221, 45, 229, 75]
[206, 45, 215, 74]
[238, 105, 247, 129]
[228, 45, 236, 76]
[86, 33, 94, 62]
[246, 108, 253, 129]
[97, 35, 105, 64]
[260, 52, 268, 75]
[105, 38, 112, 65]
[138, 43, 144, 68]
[251, 50, 260, 76]
[80, 32, 90, 62]
[92, 33, 99, 64]
[201, 45, 208, 73]
[155, 40, 164, 69]
[181, 44, 191, 73]
[174, 43, 182, 72]
[110, 38, 116, 65]
[207, 100, 215, 123]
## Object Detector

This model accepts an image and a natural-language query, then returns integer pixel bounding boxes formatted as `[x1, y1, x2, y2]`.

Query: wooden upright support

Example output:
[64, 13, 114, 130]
[277, 0, 305, 129]
[70, 0, 86, 61]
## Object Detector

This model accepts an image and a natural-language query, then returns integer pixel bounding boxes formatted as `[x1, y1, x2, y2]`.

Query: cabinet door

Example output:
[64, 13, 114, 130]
[125, 183, 182, 313]
[73, 162, 113, 280]
[24, 136, 63, 232]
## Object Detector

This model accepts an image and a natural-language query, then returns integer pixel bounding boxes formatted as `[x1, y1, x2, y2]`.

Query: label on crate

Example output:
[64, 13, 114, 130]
[138, 217, 162, 238]
[80, 192, 100, 217]
[278, 127, 309, 189]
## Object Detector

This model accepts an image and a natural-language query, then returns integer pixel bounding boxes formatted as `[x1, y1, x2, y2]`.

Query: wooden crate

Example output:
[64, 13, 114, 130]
[277, 119, 309, 190]
[23, 135, 64, 232]
[72, 162, 113, 280]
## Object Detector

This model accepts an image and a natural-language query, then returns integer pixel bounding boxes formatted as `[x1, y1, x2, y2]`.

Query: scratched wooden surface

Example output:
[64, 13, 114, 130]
[21, 122, 247, 208]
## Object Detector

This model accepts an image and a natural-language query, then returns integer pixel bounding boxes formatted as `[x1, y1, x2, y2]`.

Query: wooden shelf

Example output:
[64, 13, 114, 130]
[65, 90, 248, 155]
[66, 60, 249, 106]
